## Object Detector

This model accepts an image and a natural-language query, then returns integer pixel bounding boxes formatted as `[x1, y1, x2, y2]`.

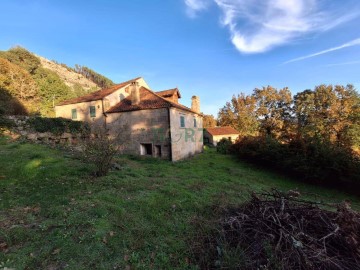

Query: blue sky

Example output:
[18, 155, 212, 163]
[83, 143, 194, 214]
[1, 0, 360, 115]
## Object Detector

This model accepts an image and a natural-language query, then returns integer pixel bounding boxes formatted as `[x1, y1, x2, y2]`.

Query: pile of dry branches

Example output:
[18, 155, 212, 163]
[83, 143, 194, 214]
[219, 189, 360, 269]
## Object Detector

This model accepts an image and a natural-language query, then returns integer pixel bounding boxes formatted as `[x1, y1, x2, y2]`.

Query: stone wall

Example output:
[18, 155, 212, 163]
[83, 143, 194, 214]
[169, 108, 203, 161]
[55, 99, 106, 128]
[106, 108, 172, 159]
[6, 116, 83, 145]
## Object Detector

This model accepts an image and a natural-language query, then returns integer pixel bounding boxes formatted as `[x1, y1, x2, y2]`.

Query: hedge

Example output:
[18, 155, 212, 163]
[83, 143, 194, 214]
[230, 136, 360, 192]
[27, 117, 89, 135]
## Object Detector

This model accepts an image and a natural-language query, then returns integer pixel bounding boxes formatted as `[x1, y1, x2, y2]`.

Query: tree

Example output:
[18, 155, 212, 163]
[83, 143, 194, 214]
[218, 93, 259, 136]
[294, 84, 360, 146]
[0, 57, 39, 114]
[0, 46, 41, 75]
[252, 86, 293, 140]
[73, 65, 114, 88]
[293, 89, 315, 139]
[331, 84, 360, 146]
[33, 67, 76, 116]
[203, 114, 217, 128]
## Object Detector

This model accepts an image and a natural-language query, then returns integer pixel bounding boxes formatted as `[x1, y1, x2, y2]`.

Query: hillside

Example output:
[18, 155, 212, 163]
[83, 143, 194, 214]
[37, 55, 98, 91]
[0, 46, 114, 116]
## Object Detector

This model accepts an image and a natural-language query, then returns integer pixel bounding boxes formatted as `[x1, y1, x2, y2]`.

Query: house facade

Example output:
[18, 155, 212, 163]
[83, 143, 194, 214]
[55, 77, 203, 161]
[204, 126, 240, 146]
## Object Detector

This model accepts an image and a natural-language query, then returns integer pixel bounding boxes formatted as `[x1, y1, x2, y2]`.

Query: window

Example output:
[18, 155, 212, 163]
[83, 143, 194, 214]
[140, 144, 153, 156]
[155, 145, 162, 157]
[180, 116, 185, 128]
[90, 106, 96, 118]
[71, 109, 77, 120]
[194, 118, 197, 128]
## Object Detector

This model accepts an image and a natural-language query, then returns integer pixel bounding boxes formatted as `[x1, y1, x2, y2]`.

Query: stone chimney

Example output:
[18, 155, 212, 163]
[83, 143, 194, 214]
[191, 96, 200, 113]
[131, 81, 140, 105]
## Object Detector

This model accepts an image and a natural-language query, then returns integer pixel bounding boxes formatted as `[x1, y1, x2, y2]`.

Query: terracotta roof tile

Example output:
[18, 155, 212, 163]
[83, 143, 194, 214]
[57, 77, 141, 106]
[106, 87, 198, 114]
[206, 126, 240, 136]
[155, 88, 181, 98]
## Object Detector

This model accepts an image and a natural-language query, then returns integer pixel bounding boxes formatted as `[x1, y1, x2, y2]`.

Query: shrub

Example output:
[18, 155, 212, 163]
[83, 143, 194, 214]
[27, 117, 88, 135]
[216, 138, 232, 154]
[80, 124, 130, 177]
[230, 136, 360, 190]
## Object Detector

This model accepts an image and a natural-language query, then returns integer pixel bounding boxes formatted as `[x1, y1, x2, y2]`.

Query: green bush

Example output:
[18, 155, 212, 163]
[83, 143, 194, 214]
[216, 138, 233, 154]
[230, 136, 360, 190]
[27, 117, 89, 135]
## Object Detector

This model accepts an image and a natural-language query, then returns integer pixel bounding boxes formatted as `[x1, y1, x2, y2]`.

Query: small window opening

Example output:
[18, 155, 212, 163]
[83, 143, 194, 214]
[90, 106, 96, 117]
[155, 145, 162, 157]
[140, 144, 153, 156]
[71, 109, 77, 120]
[180, 116, 185, 128]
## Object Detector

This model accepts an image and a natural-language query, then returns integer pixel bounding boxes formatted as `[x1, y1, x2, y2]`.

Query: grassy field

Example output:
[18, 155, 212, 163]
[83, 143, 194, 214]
[1, 136, 359, 269]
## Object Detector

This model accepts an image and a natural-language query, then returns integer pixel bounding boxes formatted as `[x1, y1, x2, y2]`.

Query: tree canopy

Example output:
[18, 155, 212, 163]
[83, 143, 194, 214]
[218, 84, 360, 147]
[203, 114, 217, 128]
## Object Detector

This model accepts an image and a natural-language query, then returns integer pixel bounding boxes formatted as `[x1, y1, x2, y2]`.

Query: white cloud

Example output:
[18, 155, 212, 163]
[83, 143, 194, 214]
[184, 0, 359, 53]
[323, 60, 360, 67]
[184, 0, 209, 18]
[284, 38, 360, 64]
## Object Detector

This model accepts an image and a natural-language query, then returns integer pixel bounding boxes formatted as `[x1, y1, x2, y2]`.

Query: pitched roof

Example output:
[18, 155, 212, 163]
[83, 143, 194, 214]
[155, 88, 181, 98]
[206, 126, 240, 136]
[57, 77, 141, 106]
[106, 86, 198, 114]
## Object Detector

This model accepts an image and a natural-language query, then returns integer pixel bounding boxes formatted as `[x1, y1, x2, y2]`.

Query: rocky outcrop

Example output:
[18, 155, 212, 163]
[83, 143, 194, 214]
[37, 56, 99, 91]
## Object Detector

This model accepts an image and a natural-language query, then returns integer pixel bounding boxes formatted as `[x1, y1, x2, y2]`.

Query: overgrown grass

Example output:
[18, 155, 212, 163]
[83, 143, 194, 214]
[0, 137, 359, 269]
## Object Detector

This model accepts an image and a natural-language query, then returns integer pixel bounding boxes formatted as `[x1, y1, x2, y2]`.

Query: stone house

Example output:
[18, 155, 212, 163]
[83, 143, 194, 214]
[204, 126, 240, 146]
[55, 77, 203, 161]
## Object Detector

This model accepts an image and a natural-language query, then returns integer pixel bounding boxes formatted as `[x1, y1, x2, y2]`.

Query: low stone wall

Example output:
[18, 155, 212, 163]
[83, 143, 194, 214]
[6, 116, 83, 145]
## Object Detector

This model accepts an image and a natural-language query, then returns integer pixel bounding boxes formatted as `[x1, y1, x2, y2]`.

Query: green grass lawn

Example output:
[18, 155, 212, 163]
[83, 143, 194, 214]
[1, 137, 359, 269]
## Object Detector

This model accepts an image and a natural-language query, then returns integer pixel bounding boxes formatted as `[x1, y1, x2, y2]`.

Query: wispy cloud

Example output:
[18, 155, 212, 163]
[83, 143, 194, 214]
[184, 0, 359, 53]
[284, 38, 360, 64]
[323, 60, 360, 67]
[184, 0, 209, 18]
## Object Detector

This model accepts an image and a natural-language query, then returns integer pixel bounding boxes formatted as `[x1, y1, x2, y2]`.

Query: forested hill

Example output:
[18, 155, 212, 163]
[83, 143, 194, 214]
[0, 46, 114, 116]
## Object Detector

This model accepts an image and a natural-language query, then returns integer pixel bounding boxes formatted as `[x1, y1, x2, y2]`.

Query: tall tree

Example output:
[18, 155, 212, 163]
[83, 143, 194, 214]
[218, 93, 259, 136]
[293, 89, 315, 139]
[203, 114, 217, 128]
[73, 65, 114, 88]
[294, 84, 360, 146]
[252, 86, 293, 139]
